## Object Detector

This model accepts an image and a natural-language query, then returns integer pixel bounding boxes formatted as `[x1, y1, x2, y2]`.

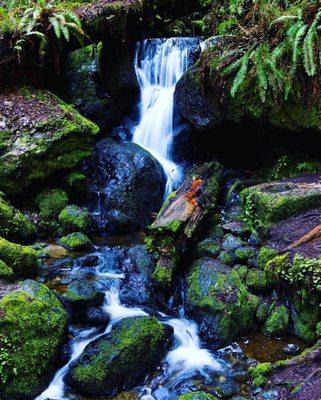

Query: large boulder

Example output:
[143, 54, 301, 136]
[241, 174, 321, 231]
[86, 138, 165, 234]
[175, 61, 321, 135]
[65, 316, 172, 397]
[0, 87, 99, 196]
[186, 257, 259, 345]
[0, 280, 68, 399]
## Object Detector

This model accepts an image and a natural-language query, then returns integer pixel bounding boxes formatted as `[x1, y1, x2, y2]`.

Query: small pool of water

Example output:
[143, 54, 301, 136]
[239, 331, 308, 363]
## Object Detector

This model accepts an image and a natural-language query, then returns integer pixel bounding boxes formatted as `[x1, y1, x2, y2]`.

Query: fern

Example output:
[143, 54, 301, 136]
[230, 51, 249, 97]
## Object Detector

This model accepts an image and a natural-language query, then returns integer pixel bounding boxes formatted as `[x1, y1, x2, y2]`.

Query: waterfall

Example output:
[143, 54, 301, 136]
[132, 38, 199, 196]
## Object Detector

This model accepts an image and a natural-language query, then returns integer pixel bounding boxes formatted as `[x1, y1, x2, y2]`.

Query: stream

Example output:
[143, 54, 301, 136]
[36, 37, 230, 400]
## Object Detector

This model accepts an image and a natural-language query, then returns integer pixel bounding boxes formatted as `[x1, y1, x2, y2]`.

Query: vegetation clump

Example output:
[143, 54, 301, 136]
[58, 205, 90, 233]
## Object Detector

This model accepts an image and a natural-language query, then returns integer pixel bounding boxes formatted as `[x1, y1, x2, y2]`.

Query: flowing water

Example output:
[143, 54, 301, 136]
[36, 37, 226, 400]
[132, 38, 200, 196]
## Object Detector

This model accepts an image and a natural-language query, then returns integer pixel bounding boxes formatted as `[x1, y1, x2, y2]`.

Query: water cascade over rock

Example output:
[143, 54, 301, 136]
[132, 37, 201, 196]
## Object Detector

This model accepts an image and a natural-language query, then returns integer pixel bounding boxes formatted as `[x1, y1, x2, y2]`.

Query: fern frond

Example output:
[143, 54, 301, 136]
[230, 52, 249, 97]
[49, 16, 61, 39]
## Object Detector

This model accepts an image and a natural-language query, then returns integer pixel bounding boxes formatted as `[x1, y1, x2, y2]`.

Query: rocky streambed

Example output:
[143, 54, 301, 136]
[2, 34, 321, 400]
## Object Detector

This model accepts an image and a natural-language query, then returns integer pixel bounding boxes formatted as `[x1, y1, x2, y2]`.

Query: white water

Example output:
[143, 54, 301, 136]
[165, 318, 222, 375]
[132, 38, 198, 196]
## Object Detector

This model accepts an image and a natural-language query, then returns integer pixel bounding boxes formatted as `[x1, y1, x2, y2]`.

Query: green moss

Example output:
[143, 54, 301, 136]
[58, 205, 90, 233]
[152, 259, 173, 286]
[66, 171, 86, 187]
[0, 260, 14, 279]
[235, 246, 255, 262]
[178, 392, 218, 400]
[218, 251, 234, 265]
[256, 302, 270, 322]
[0, 280, 68, 398]
[292, 295, 320, 343]
[258, 247, 278, 270]
[59, 232, 92, 251]
[66, 316, 169, 395]
[0, 196, 36, 243]
[316, 322, 321, 337]
[248, 362, 272, 387]
[245, 269, 277, 294]
[263, 305, 290, 336]
[0, 237, 39, 278]
[0, 88, 99, 196]
[241, 184, 321, 230]
[37, 189, 69, 221]
[187, 258, 259, 343]
[196, 238, 220, 258]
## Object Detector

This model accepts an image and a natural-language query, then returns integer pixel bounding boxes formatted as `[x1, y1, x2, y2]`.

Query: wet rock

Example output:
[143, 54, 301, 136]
[86, 138, 165, 234]
[0, 280, 68, 399]
[283, 344, 300, 355]
[85, 306, 109, 326]
[65, 316, 172, 397]
[64, 279, 104, 308]
[222, 234, 245, 252]
[78, 254, 100, 267]
[186, 257, 259, 345]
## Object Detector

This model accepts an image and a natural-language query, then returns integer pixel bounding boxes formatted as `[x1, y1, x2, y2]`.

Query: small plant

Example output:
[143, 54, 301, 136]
[0, 0, 86, 68]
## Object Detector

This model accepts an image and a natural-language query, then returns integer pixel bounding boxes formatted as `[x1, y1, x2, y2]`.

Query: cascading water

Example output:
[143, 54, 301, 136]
[132, 38, 200, 196]
[36, 37, 226, 400]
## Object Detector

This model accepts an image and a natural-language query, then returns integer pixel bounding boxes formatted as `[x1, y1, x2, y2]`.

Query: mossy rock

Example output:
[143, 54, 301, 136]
[0, 196, 36, 243]
[0, 237, 39, 278]
[58, 205, 90, 233]
[248, 362, 272, 387]
[0, 260, 14, 279]
[65, 316, 172, 397]
[241, 177, 321, 230]
[0, 280, 68, 399]
[64, 279, 104, 307]
[59, 232, 92, 251]
[195, 238, 220, 258]
[186, 257, 259, 344]
[291, 295, 320, 343]
[245, 268, 277, 294]
[178, 392, 218, 400]
[0, 87, 99, 196]
[263, 304, 290, 337]
[36, 188, 69, 221]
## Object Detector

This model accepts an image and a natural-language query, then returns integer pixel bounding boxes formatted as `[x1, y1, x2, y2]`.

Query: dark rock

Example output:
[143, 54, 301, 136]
[85, 307, 110, 326]
[86, 138, 165, 234]
[64, 279, 105, 308]
[78, 254, 100, 268]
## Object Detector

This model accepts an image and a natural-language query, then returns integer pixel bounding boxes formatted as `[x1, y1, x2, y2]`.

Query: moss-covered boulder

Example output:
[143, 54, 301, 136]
[175, 61, 321, 135]
[0, 196, 36, 243]
[59, 232, 92, 251]
[65, 316, 172, 397]
[58, 205, 90, 234]
[186, 257, 259, 344]
[0, 237, 39, 278]
[245, 268, 277, 294]
[0, 280, 68, 399]
[263, 304, 290, 337]
[241, 175, 321, 230]
[147, 162, 222, 288]
[178, 392, 218, 400]
[0, 87, 99, 196]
